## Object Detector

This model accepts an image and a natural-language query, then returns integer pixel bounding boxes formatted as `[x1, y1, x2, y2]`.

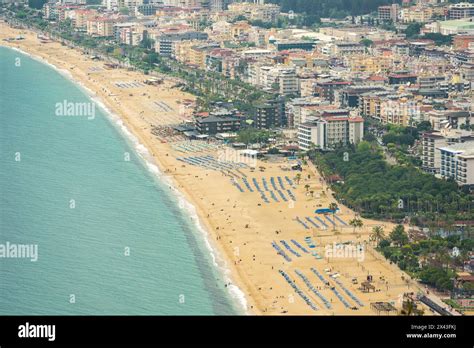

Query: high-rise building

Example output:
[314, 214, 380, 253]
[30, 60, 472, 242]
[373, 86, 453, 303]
[209, 0, 234, 11]
[378, 4, 399, 22]
[422, 130, 474, 174]
[298, 115, 364, 151]
[439, 143, 474, 186]
[448, 2, 474, 20]
[256, 102, 279, 129]
[163, 0, 205, 7]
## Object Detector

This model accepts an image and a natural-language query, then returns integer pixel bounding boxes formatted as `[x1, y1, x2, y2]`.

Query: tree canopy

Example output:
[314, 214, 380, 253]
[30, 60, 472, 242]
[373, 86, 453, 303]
[312, 145, 472, 224]
[268, 0, 402, 18]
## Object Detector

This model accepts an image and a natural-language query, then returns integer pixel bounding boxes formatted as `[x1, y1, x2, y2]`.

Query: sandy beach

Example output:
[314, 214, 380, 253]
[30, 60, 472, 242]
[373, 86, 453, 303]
[1, 22, 431, 315]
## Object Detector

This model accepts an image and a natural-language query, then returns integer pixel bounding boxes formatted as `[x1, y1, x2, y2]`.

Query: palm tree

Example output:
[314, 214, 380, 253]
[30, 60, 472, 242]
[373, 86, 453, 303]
[401, 298, 416, 316]
[370, 226, 385, 246]
[437, 248, 451, 271]
[349, 218, 363, 234]
[295, 173, 301, 185]
[304, 184, 310, 192]
[329, 203, 338, 231]
[308, 142, 317, 157]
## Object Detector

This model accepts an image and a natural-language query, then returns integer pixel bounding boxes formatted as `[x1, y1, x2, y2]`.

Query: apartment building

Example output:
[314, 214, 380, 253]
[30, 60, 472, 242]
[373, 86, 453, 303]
[227, 2, 280, 22]
[164, 0, 205, 6]
[422, 129, 474, 174]
[230, 21, 252, 39]
[378, 4, 399, 22]
[209, 0, 233, 12]
[359, 91, 391, 120]
[380, 96, 422, 126]
[313, 79, 351, 104]
[427, 110, 472, 130]
[195, 112, 243, 135]
[87, 17, 116, 37]
[439, 143, 474, 186]
[299, 78, 317, 98]
[206, 48, 235, 75]
[388, 72, 417, 85]
[155, 29, 208, 56]
[349, 55, 391, 74]
[255, 103, 279, 129]
[135, 4, 158, 16]
[359, 91, 421, 127]
[188, 44, 212, 68]
[298, 115, 364, 151]
[448, 2, 474, 20]
[275, 67, 299, 96]
[330, 42, 366, 56]
[400, 6, 434, 23]
[173, 39, 200, 64]
[340, 85, 387, 108]
[248, 65, 299, 96]
[74, 9, 97, 28]
[115, 22, 145, 45]
[285, 98, 323, 129]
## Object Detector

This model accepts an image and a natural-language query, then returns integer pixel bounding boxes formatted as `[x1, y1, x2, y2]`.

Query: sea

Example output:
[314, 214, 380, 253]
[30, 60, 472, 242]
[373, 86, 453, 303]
[0, 46, 243, 315]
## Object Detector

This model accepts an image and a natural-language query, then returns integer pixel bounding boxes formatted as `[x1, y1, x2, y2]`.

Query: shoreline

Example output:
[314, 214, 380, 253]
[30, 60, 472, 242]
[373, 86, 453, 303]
[2, 22, 439, 315]
[1, 42, 251, 315]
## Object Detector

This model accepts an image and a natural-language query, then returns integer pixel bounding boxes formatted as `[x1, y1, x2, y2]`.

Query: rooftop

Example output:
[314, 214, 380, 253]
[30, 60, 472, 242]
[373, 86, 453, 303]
[439, 141, 474, 156]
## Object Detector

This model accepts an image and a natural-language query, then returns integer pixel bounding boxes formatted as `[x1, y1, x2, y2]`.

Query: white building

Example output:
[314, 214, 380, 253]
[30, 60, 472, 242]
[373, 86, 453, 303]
[439, 142, 474, 186]
[422, 129, 474, 174]
[329, 42, 366, 56]
[248, 64, 299, 95]
[285, 97, 324, 129]
[298, 116, 364, 151]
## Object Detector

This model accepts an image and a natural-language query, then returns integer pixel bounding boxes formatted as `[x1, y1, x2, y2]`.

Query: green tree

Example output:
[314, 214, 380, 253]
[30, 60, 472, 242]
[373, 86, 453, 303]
[390, 225, 409, 246]
[405, 22, 422, 38]
[294, 173, 302, 185]
[371, 225, 385, 245]
[360, 38, 373, 47]
[349, 217, 364, 234]
[329, 202, 338, 231]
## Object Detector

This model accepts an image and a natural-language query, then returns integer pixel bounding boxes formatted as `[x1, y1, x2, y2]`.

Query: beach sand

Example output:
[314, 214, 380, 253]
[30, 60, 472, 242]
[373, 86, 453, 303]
[1, 23, 430, 315]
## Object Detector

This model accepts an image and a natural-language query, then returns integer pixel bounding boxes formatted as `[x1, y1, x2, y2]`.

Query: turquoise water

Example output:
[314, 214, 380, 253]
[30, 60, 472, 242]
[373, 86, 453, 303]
[0, 46, 239, 315]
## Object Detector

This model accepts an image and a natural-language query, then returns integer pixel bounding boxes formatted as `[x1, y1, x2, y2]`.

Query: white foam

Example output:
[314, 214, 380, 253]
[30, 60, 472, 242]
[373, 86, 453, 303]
[118, 126, 248, 314]
[3, 45, 249, 314]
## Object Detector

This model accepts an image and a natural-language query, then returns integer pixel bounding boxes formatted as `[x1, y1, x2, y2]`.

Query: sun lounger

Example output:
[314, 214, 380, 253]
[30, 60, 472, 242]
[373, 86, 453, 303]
[305, 217, 319, 228]
[272, 241, 291, 262]
[324, 215, 336, 226]
[269, 191, 279, 202]
[280, 240, 301, 257]
[333, 215, 348, 226]
[310, 268, 351, 309]
[295, 217, 309, 230]
[290, 239, 309, 254]
[279, 270, 318, 311]
[314, 216, 328, 228]
[333, 278, 364, 307]
[295, 269, 332, 309]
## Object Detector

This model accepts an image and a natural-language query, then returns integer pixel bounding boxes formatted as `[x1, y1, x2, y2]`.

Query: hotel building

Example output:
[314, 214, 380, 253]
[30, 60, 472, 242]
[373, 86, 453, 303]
[439, 143, 474, 186]
[298, 115, 364, 151]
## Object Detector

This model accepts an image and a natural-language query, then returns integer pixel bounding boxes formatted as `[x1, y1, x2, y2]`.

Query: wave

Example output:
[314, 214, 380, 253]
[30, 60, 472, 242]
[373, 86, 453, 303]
[112, 120, 249, 314]
[2, 45, 249, 314]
